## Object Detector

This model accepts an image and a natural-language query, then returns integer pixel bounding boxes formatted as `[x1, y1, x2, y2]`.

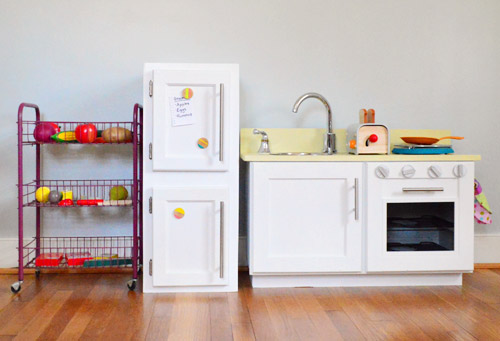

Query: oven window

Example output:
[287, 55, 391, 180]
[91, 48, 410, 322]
[387, 202, 454, 252]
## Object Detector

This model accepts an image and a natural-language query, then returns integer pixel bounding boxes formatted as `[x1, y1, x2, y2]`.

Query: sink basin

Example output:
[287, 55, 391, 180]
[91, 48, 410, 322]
[270, 152, 324, 156]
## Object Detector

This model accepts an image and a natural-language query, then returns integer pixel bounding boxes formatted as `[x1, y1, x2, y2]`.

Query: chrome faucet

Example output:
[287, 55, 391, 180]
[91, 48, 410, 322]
[292, 92, 336, 154]
[253, 129, 270, 154]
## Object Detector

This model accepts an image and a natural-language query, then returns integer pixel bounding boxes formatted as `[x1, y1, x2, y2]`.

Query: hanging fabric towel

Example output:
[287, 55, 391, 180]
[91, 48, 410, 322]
[474, 179, 492, 224]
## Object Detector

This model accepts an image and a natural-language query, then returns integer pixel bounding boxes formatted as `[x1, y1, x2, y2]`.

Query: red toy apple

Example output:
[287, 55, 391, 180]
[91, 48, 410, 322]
[48, 122, 61, 133]
[74, 124, 97, 143]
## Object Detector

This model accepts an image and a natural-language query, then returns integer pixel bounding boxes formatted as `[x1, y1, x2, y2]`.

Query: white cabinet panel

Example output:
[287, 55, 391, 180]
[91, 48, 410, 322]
[152, 69, 230, 171]
[152, 187, 229, 287]
[250, 163, 363, 273]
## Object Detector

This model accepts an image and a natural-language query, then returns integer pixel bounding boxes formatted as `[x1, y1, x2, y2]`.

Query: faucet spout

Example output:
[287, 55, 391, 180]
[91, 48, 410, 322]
[292, 92, 336, 154]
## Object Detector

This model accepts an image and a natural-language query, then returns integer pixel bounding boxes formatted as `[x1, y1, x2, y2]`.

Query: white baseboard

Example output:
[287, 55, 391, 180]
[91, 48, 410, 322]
[1, 235, 499, 269]
[474, 234, 500, 263]
[251, 273, 463, 288]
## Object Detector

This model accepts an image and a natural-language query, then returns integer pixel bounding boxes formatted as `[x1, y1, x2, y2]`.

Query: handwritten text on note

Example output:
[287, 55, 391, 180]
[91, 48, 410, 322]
[170, 96, 195, 126]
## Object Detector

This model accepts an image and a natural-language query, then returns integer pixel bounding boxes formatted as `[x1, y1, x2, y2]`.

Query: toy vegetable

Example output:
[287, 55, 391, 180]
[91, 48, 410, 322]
[75, 124, 97, 143]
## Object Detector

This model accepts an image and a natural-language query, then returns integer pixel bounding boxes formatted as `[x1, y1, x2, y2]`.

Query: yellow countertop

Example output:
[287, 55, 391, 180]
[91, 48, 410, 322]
[240, 128, 481, 162]
[240, 153, 481, 162]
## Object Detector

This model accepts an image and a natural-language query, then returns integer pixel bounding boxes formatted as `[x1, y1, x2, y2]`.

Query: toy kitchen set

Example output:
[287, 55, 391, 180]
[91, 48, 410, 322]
[240, 92, 481, 289]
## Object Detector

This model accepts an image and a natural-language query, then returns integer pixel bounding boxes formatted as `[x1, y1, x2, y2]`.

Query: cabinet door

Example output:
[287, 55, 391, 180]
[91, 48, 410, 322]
[250, 163, 363, 273]
[152, 69, 230, 171]
[152, 187, 229, 287]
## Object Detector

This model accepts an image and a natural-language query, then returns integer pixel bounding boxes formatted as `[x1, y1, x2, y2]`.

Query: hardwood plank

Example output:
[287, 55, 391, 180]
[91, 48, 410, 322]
[245, 288, 280, 341]
[13, 290, 73, 340]
[293, 289, 345, 340]
[227, 290, 255, 341]
[165, 293, 211, 340]
[37, 275, 97, 340]
[0, 275, 61, 336]
[209, 293, 233, 341]
[144, 294, 175, 341]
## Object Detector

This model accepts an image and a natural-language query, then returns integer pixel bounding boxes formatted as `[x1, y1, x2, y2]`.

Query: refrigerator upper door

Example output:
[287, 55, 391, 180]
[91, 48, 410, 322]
[152, 69, 230, 171]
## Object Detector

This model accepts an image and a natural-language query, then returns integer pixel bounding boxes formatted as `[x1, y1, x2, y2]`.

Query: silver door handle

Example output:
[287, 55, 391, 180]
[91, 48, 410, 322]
[219, 201, 224, 279]
[219, 83, 224, 162]
[354, 178, 359, 220]
[402, 187, 444, 192]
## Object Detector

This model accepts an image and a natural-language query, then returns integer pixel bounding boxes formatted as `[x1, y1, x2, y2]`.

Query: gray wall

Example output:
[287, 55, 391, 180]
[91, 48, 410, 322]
[1, 1, 499, 241]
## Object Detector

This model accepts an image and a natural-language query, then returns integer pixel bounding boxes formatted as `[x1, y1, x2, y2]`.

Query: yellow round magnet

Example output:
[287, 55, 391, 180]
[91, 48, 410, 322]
[182, 88, 193, 99]
[197, 137, 209, 149]
[173, 208, 185, 219]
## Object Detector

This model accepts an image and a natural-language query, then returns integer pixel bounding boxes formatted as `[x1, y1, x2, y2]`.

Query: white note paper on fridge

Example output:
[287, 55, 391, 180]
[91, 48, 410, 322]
[169, 96, 195, 127]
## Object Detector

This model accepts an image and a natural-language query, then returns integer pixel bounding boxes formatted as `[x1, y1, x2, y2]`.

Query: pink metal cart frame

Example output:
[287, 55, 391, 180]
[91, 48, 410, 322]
[13, 103, 143, 293]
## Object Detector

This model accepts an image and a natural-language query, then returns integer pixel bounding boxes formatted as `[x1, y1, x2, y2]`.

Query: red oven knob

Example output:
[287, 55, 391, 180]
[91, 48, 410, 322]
[369, 134, 378, 143]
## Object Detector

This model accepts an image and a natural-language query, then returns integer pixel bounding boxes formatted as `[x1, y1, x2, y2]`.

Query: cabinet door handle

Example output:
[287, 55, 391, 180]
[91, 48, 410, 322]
[354, 178, 359, 221]
[219, 83, 224, 162]
[402, 187, 444, 192]
[219, 201, 224, 279]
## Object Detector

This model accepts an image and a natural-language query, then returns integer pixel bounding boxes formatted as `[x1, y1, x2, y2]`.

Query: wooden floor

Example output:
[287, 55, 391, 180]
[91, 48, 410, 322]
[1, 271, 500, 340]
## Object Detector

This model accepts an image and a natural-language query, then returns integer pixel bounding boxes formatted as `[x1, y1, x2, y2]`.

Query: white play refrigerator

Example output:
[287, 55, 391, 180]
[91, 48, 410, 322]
[142, 64, 239, 292]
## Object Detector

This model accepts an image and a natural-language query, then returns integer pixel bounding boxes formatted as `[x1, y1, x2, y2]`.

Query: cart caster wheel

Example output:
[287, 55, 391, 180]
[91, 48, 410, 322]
[127, 279, 137, 291]
[11, 282, 22, 294]
[35, 270, 40, 278]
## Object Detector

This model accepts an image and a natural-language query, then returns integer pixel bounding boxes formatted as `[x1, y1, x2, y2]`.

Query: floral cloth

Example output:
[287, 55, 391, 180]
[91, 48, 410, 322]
[475, 179, 492, 224]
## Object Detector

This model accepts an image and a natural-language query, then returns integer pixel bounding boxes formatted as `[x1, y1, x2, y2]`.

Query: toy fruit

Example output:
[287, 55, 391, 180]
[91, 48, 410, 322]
[51, 131, 77, 143]
[35, 187, 50, 203]
[102, 127, 132, 143]
[48, 190, 62, 203]
[58, 199, 74, 207]
[109, 186, 128, 200]
[48, 123, 61, 133]
[75, 124, 97, 143]
[33, 123, 57, 143]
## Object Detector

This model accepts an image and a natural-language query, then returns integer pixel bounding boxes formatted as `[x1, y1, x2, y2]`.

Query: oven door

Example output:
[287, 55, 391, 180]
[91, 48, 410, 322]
[366, 162, 474, 273]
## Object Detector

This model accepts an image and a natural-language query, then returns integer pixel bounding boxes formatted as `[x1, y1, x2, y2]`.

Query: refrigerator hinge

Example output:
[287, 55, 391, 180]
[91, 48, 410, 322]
[149, 143, 152, 160]
[149, 80, 153, 97]
[149, 196, 152, 214]
[149, 259, 153, 276]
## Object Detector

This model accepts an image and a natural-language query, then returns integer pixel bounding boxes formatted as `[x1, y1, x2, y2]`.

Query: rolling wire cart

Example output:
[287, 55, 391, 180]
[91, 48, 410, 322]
[12, 103, 143, 293]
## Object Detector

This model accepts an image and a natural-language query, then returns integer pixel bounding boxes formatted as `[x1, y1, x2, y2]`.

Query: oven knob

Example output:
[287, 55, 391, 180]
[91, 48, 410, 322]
[401, 165, 416, 178]
[428, 165, 442, 178]
[375, 165, 390, 178]
[453, 164, 467, 178]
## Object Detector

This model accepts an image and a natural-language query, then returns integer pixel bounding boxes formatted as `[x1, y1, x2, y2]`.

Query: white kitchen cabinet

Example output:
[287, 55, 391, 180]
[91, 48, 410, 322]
[152, 68, 231, 172]
[143, 64, 239, 293]
[249, 162, 363, 273]
[152, 187, 229, 287]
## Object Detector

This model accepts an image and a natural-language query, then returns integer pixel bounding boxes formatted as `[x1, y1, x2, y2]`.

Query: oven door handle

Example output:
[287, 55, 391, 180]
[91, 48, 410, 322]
[402, 187, 444, 192]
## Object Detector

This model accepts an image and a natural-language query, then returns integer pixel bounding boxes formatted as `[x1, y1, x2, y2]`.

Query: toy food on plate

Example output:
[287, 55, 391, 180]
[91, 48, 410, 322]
[51, 131, 77, 143]
[75, 124, 97, 143]
[35, 252, 64, 267]
[66, 252, 93, 266]
[102, 127, 132, 143]
[33, 123, 57, 143]
[58, 199, 74, 206]
[109, 186, 128, 200]
[62, 191, 73, 200]
[98, 200, 132, 206]
[76, 199, 104, 206]
[35, 187, 51, 203]
[48, 190, 62, 203]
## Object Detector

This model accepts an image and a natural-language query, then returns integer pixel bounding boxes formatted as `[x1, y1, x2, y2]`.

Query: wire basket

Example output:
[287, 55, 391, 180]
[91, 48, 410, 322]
[21, 120, 138, 145]
[22, 179, 135, 207]
[23, 236, 137, 268]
